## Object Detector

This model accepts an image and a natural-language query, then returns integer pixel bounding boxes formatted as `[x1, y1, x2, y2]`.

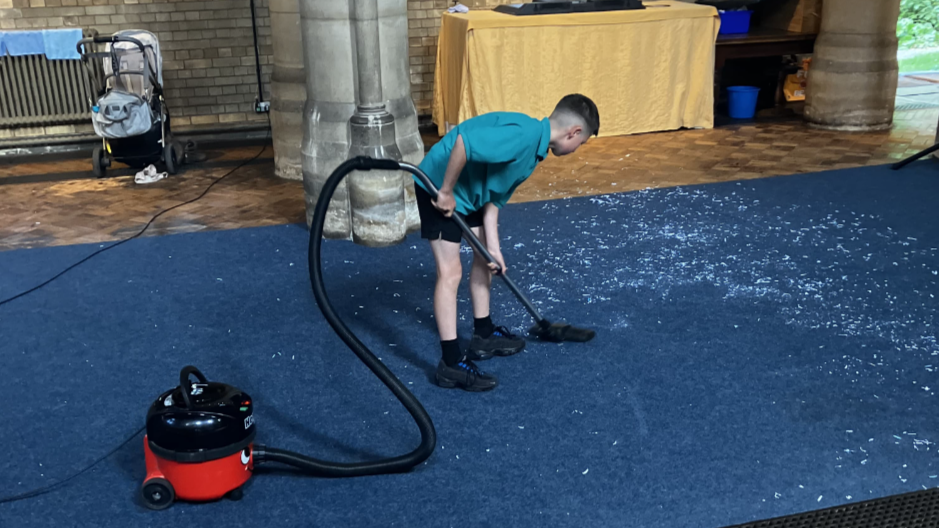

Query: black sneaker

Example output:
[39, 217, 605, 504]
[467, 326, 526, 361]
[435, 359, 498, 392]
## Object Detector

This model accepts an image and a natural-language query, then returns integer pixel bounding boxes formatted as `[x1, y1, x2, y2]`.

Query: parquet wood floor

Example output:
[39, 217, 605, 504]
[1, 108, 936, 252]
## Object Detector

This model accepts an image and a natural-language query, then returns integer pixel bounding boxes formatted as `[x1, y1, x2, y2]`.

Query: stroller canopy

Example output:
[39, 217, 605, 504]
[104, 29, 163, 99]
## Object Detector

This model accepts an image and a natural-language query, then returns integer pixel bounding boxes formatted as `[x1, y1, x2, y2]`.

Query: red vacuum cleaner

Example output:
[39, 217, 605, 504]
[141, 367, 255, 509]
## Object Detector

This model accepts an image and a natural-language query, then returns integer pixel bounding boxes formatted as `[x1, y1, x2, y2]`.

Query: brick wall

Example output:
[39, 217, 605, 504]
[2, 0, 272, 130]
[3, 0, 523, 132]
[406, 0, 445, 116]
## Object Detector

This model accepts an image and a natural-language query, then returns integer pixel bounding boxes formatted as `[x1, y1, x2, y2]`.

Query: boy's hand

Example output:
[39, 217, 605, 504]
[488, 249, 507, 275]
[433, 190, 457, 217]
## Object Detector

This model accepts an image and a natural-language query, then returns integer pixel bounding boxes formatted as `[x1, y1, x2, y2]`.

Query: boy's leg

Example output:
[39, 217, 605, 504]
[414, 183, 497, 391]
[429, 234, 499, 392]
[466, 227, 526, 360]
[429, 237, 462, 344]
[468, 226, 492, 322]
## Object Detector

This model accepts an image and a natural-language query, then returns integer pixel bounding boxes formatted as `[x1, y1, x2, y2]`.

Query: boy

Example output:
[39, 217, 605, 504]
[413, 94, 600, 392]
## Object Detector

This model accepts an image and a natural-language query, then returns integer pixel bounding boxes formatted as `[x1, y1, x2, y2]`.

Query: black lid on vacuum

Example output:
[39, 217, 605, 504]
[146, 366, 255, 462]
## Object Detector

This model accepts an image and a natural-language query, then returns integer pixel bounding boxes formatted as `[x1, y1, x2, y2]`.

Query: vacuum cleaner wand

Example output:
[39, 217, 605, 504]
[398, 159, 595, 344]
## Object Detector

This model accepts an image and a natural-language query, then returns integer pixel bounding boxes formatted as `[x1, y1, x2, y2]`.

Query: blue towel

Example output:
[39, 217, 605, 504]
[42, 28, 82, 60]
[1, 30, 45, 57]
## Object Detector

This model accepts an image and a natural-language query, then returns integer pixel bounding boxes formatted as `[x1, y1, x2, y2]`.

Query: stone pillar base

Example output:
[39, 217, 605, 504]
[804, 0, 901, 131]
[299, 0, 421, 240]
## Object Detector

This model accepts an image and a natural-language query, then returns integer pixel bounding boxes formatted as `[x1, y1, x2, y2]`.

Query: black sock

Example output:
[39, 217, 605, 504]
[474, 316, 494, 338]
[441, 339, 462, 366]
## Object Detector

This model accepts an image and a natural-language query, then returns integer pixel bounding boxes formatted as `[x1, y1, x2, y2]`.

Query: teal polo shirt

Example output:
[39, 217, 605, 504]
[415, 112, 551, 215]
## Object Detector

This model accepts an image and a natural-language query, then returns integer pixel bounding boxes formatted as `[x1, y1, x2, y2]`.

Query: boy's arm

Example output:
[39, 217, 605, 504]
[482, 203, 506, 274]
[433, 135, 467, 217]
[434, 122, 525, 216]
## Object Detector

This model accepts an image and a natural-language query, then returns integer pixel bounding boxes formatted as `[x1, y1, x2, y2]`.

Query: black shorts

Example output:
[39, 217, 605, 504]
[414, 185, 483, 243]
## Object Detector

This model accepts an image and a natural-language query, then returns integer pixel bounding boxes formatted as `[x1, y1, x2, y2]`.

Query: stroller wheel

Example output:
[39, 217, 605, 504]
[164, 141, 181, 175]
[92, 145, 107, 178]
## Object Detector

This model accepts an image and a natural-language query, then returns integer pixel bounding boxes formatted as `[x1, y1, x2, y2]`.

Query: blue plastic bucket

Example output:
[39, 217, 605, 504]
[719, 10, 752, 34]
[727, 86, 760, 119]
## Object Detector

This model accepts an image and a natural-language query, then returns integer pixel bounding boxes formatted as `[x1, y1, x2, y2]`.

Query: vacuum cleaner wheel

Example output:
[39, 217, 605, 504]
[225, 487, 244, 501]
[140, 477, 175, 510]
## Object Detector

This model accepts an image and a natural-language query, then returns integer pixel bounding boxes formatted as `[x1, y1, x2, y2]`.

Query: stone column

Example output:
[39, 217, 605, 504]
[379, 0, 422, 232]
[804, 0, 901, 131]
[269, 0, 305, 180]
[298, 0, 422, 240]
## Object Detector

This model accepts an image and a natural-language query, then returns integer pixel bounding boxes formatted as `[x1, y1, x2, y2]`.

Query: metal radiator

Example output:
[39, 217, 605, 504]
[0, 32, 102, 128]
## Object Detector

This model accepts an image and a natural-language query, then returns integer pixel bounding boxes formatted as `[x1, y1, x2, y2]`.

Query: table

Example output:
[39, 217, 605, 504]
[432, 1, 721, 138]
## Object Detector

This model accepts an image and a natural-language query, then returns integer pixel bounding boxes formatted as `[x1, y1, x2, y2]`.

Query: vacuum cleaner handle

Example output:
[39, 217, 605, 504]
[178, 366, 209, 409]
[392, 161, 501, 270]
[350, 156, 549, 326]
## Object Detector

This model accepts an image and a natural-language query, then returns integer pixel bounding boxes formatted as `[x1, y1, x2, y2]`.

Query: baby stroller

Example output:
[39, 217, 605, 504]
[77, 30, 183, 178]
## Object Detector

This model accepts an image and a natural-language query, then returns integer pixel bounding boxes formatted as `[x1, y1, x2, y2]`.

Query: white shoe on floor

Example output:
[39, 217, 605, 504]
[134, 164, 168, 184]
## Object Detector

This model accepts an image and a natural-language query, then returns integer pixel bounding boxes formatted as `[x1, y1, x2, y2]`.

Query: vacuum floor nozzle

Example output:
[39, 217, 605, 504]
[529, 321, 596, 343]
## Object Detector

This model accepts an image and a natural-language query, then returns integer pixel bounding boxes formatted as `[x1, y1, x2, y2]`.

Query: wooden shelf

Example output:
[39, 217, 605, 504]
[716, 27, 817, 67]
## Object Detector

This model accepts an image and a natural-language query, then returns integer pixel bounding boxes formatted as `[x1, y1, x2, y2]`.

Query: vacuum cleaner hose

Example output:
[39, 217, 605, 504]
[254, 157, 436, 477]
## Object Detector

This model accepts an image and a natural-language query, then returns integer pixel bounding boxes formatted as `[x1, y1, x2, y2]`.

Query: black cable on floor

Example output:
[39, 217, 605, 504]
[0, 426, 145, 505]
[0, 133, 270, 505]
[0, 143, 269, 308]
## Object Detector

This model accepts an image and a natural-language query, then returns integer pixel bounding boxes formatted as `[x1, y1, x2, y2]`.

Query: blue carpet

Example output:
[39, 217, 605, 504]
[1, 163, 938, 527]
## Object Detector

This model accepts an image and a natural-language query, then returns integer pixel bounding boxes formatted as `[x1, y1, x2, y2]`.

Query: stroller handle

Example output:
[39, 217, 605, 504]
[76, 34, 148, 56]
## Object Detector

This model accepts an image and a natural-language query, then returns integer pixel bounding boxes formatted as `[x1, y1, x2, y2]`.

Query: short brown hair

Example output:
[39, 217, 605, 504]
[552, 94, 600, 137]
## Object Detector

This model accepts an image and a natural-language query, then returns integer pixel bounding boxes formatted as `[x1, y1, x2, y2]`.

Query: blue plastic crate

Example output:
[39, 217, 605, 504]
[719, 10, 752, 34]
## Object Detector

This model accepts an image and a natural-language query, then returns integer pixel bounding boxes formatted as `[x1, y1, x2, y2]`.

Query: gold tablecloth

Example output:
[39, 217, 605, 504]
[432, 1, 720, 137]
